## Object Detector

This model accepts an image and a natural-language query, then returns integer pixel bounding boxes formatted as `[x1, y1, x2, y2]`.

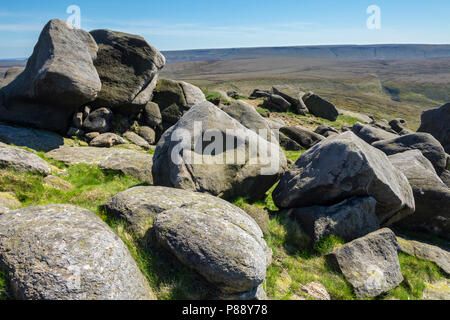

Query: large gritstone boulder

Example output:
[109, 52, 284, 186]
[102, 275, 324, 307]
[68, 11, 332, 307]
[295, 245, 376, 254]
[326, 228, 403, 298]
[303, 93, 339, 121]
[90, 29, 165, 114]
[272, 86, 308, 115]
[351, 122, 398, 144]
[418, 103, 450, 154]
[280, 126, 325, 150]
[0, 204, 155, 300]
[0, 19, 101, 133]
[373, 133, 447, 176]
[389, 150, 450, 240]
[0, 144, 51, 175]
[152, 101, 287, 201]
[273, 132, 415, 226]
[104, 186, 270, 297]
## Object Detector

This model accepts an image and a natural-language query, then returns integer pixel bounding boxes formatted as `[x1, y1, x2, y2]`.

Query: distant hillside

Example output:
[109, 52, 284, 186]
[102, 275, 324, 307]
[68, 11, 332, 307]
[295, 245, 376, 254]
[162, 44, 450, 63]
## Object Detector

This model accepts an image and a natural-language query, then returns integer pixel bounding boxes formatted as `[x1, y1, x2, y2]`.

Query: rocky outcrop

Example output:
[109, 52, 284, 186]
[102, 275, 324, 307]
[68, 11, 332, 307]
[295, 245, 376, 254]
[326, 228, 403, 298]
[90, 29, 165, 114]
[291, 197, 380, 244]
[0, 124, 64, 152]
[418, 103, 450, 154]
[351, 122, 398, 144]
[152, 101, 287, 201]
[0, 144, 51, 175]
[0, 19, 101, 132]
[280, 126, 325, 149]
[273, 132, 415, 226]
[45, 147, 153, 183]
[0, 204, 155, 300]
[373, 133, 447, 175]
[389, 150, 450, 240]
[272, 86, 308, 115]
[303, 93, 339, 121]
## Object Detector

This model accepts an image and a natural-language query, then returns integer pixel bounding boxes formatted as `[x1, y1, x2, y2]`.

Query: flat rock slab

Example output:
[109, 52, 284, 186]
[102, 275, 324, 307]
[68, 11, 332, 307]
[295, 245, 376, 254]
[45, 147, 153, 183]
[0, 124, 64, 152]
[397, 237, 450, 275]
[104, 186, 270, 296]
[327, 228, 403, 298]
[0, 144, 51, 175]
[0, 204, 155, 300]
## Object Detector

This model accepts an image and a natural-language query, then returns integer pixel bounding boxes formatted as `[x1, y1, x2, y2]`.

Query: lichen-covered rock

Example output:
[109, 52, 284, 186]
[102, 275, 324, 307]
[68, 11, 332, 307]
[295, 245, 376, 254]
[327, 228, 403, 298]
[0, 124, 64, 152]
[0, 144, 51, 175]
[153, 101, 287, 201]
[273, 132, 415, 226]
[90, 29, 165, 114]
[291, 197, 380, 244]
[351, 122, 398, 144]
[373, 133, 447, 175]
[389, 150, 450, 240]
[45, 147, 153, 183]
[0, 192, 21, 210]
[0, 204, 155, 300]
[0, 19, 101, 132]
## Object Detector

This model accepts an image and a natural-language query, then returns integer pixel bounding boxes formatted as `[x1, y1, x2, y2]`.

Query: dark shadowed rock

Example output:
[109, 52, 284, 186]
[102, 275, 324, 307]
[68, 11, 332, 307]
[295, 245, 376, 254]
[90, 29, 165, 114]
[249, 89, 271, 99]
[0, 124, 64, 152]
[272, 86, 308, 115]
[273, 132, 415, 225]
[262, 94, 291, 112]
[441, 170, 450, 188]
[0, 68, 23, 89]
[82, 107, 113, 133]
[327, 228, 403, 298]
[152, 101, 287, 201]
[372, 119, 398, 134]
[291, 197, 380, 244]
[279, 133, 302, 151]
[280, 126, 325, 149]
[0, 20, 101, 132]
[45, 147, 153, 183]
[389, 150, 450, 240]
[303, 94, 339, 121]
[389, 118, 413, 135]
[0, 204, 155, 300]
[0, 144, 51, 175]
[418, 103, 450, 154]
[373, 132, 447, 175]
[397, 237, 450, 275]
[142, 101, 162, 129]
[314, 125, 339, 137]
[351, 122, 398, 144]
[89, 133, 127, 148]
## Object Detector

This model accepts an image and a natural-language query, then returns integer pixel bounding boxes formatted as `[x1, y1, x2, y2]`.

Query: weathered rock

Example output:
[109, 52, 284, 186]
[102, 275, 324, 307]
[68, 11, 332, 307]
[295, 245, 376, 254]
[326, 228, 403, 298]
[272, 86, 308, 115]
[279, 133, 302, 151]
[314, 125, 339, 137]
[291, 197, 380, 244]
[222, 100, 275, 141]
[373, 133, 447, 175]
[142, 101, 162, 129]
[299, 282, 331, 300]
[249, 89, 271, 99]
[372, 119, 398, 134]
[137, 126, 156, 145]
[0, 144, 51, 175]
[152, 79, 189, 129]
[303, 94, 339, 121]
[153, 101, 287, 201]
[241, 204, 270, 236]
[123, 131, 151, 150]
[389, 118, 413, 135]
[423, 280, 450, 300]
[262, 94, 291, 112]
[0, 19, 101, 132]
[45, 147, 153, 183]
[82, 107, 113, 134]
[43, 175, 74, 191]
[441, 170, 450, 188]
[351, 122, 398, 144]
[273, 132, 415, 225]
[85, 132, 100, 141]
[0, 204, 154, 300]
[90, 29, 165, 113]
[389, 150, 450, 240]
[153, 198, 270, 294]
[0, 124, 64, 152]
[280, 126, 325, 149]
[72, 112, 84, 129]
[67, 127, 84, 137]
[0, 192, 21, 210]
[418, 103, 450, 154]
[397, 237, 450, 275]
[265, 118, 286, 131]
[180, 81, 206, 107]
[89, 133, 127, 148]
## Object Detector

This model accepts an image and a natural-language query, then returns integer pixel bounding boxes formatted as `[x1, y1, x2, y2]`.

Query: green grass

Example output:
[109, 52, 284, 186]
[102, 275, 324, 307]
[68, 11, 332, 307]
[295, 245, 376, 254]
[0, 271, 10, 300]
[284, 150, 305, 163]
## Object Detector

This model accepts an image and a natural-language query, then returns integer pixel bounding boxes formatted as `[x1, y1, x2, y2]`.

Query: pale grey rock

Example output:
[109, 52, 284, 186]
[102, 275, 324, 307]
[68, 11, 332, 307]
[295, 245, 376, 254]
[0, 192, 21, 210]
[352, 122, 398, 144]
[180, 81, 206, 107]
[123, 131, 151, 150]
[327, 228, 403, 298]
[273, 132, 415, 226]
[0, 144, 51, 175]
[89, 133, 127, 148]
[0, 204, 155, 300]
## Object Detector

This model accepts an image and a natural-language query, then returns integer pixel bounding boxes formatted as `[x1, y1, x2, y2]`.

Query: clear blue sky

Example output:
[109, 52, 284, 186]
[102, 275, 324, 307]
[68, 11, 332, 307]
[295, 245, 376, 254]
[0, 0, 449, 59]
